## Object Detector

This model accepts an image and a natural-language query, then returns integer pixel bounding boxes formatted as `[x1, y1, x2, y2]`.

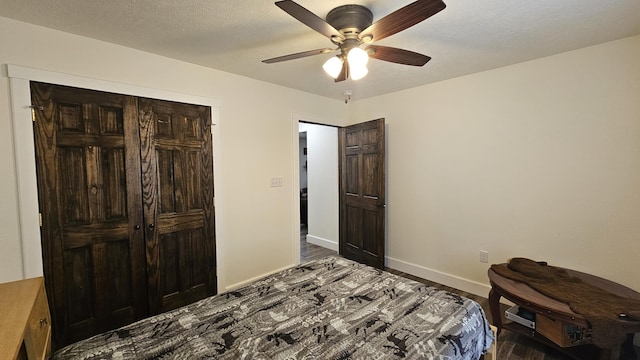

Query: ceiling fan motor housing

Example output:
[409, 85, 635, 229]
[326, 5, 373, 38]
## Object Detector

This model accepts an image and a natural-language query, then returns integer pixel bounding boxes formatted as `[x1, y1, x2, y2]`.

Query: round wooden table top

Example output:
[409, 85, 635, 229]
[488, 265, 640, 327]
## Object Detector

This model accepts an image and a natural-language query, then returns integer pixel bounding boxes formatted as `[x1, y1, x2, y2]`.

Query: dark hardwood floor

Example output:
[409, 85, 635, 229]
[299, 226, 637, 360]
[300, 229, 336, 263]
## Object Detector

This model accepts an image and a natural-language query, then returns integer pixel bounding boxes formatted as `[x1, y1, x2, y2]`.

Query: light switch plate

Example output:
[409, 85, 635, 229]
[270, 177, 283, 187]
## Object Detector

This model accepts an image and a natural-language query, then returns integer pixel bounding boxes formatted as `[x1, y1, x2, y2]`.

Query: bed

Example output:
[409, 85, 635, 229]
[52, 255, 494, 359]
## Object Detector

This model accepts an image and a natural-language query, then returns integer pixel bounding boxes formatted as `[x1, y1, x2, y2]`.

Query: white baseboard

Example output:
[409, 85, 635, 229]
[225, 253, 506, 307]
[306, 234, 338, 251]
[223, 263, 294, 292]
[386, 256, 493, 299]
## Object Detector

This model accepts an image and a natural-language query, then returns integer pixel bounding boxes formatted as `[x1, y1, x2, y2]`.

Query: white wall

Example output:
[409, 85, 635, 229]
[349, 34, 640, 295]
[298, 123, 339, 250]
[0, 16, 347, 288]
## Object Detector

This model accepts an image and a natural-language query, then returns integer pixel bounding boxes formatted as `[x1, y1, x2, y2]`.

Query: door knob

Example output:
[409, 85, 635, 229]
[148, 223, 155, 229]
[134, 225, 141, 230]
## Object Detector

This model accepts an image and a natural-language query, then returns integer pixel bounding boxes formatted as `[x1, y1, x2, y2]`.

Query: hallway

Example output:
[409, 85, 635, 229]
[300, 225, 335, 263]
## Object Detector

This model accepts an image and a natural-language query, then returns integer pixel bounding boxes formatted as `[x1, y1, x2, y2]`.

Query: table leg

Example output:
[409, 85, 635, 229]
[609, 346, 620, 360]
[488, 287, 502, 335]
[598, 348, 618, 360]
[600, 333, 635, 360]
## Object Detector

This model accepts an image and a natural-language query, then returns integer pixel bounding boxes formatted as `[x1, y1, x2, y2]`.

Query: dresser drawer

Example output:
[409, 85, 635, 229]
[24, 284, 52, 360]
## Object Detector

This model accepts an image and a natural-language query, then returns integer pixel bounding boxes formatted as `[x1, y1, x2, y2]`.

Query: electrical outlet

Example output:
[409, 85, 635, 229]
[270, 177, 283, 187]
[480, 250, 489, 263]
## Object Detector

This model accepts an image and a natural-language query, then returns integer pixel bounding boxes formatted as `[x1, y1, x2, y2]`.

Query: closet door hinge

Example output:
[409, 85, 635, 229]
[28, 105, 43, 122]
[39, 212, 43, 227]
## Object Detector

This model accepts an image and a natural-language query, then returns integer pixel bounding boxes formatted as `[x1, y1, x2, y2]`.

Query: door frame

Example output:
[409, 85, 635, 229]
[298, 122, 340, 251]
[289, 114, 345, 265]
[7, 65, 225, 289]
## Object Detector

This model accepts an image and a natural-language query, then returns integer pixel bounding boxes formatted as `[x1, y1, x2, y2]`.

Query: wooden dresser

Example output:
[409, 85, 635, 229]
[0, 277, 52, 360]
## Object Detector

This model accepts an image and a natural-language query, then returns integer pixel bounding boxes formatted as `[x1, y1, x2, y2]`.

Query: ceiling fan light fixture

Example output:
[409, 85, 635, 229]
[323, 56, 343, 79]
[346, 47, 369, 80]
[347, 47, 369, 66]
[350, 63, 368, 80]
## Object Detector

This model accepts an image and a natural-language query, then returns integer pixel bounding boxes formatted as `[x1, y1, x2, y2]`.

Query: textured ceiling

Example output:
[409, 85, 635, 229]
[1, 0, 639, 101]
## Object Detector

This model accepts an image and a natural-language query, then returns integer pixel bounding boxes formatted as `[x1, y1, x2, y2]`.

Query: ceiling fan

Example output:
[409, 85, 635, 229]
[262, 0, 446, 82]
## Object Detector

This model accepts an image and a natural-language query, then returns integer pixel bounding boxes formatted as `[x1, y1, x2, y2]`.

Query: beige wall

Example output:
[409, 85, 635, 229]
[349, 34, 640, 294]
[3, 14, 639, 297]
[0, 16, 347, 288]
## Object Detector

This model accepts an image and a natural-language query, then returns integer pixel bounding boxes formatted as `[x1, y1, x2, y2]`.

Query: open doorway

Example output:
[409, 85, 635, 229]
[298, 122, 339, 260]
[299, 131, 308, 234]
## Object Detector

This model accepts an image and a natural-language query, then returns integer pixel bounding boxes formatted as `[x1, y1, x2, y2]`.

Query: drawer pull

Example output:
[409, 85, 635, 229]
[39, 318, 48, 327]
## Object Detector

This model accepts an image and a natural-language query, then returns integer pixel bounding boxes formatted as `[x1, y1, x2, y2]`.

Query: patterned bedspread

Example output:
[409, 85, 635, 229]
[53, 256, 494, 359]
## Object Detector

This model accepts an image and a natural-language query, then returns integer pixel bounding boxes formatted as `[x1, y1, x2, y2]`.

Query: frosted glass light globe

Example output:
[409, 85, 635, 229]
[347, 47, 369, 66]
[322, 56, 343, 79]
[350, 64, 368, 80]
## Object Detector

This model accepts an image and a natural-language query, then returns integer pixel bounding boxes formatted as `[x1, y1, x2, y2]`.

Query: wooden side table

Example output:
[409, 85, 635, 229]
[488, 266, 640, 360]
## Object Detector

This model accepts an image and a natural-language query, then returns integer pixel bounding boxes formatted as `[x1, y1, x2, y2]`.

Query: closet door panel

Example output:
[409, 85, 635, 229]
[32, 82, 147, 347]
[139, 98, 216, 314]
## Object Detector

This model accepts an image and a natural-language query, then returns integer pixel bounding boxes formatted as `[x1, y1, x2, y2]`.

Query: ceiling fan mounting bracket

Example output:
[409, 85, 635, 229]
[326, 4, 373, 41]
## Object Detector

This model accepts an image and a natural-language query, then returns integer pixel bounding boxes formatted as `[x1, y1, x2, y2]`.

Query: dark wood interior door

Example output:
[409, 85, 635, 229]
[138, 98, 217, 314]
[339, 118, 386, 269]
[32, 82, 147, 346]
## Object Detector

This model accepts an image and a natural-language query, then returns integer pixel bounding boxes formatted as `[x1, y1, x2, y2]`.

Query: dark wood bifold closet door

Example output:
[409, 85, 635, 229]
[339, 119, 386, 269]
[138, 98, 216, 314]
[32, 82, 147, 346]
[32, 83, 217, 348]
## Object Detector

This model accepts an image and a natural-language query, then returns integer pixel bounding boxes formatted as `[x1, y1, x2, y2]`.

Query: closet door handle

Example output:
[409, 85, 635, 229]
[148, 223, 155, 229]
[134, 225, 141, 230]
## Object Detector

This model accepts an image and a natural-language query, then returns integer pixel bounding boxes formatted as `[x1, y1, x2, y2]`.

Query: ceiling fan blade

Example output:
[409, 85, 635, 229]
[335, 61, 348, 82]
[276, 0, 345, 42]
[359, 0, 446, 43]
[366, 45, 431, 66]
[262, 48, 335, 63]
